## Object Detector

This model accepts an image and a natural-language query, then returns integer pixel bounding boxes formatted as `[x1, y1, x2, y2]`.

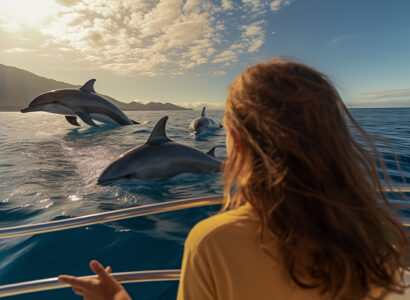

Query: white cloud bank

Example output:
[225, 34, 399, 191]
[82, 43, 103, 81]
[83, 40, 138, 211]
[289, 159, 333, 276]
[359, 88, 410, 100]
[180, 101, 226, 110]
[5, 0, 291, 77]
[353, 88, 410, 108]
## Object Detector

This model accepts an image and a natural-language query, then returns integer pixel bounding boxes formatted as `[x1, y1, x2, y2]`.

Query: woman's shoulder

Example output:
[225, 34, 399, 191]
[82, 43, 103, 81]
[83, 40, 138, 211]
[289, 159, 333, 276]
[185, 203, 258, 251]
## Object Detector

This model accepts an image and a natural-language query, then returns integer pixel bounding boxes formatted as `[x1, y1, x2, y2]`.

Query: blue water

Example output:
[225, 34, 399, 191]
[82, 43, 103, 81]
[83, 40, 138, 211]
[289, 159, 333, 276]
[0, 108, 409, 299]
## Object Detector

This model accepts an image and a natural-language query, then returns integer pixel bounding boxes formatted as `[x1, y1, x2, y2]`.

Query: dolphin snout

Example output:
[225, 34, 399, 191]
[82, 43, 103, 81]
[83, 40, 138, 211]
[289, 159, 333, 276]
[20, 105, 42, 113]
[97, 166, 123, 186]
[97, 172, 111, 186]
[97, 178, 110, 186]
[20, 107, 31, 113]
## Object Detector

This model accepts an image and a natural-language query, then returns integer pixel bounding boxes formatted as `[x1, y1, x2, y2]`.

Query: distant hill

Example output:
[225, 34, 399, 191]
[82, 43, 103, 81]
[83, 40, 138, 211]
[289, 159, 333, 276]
[0, 64, 190, 111]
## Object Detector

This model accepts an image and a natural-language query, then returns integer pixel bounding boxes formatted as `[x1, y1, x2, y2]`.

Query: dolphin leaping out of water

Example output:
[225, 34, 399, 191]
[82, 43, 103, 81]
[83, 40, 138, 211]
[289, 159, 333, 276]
[189, 107, 222, 136]
[20, 79, 139, 127]
[98, 116, 221, 185]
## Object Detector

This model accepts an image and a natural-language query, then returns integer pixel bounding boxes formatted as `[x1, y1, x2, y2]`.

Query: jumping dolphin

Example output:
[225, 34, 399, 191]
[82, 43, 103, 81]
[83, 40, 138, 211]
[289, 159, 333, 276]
[20, 79, 138, 127]
[98, 116, 221, 185]
[189, 107, 222, 136]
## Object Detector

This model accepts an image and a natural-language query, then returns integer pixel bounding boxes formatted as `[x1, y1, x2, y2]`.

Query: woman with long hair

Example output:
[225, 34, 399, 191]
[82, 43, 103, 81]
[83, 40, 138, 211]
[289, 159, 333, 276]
[60, 59, 409, 300]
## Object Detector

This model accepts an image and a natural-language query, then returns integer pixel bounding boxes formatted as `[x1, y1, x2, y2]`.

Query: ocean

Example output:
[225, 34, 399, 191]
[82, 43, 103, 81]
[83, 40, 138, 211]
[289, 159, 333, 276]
[0, 109, 409, 300]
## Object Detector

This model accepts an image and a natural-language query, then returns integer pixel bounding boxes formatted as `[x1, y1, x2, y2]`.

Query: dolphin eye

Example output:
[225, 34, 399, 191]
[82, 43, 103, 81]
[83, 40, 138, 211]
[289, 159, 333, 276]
[124, 173, 134, 179]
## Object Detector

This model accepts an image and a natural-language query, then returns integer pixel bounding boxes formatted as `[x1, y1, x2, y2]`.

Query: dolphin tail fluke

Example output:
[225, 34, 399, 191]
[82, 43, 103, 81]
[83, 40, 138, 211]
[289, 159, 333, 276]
[147, 116, 172, 144]
[131, 119, 140, 125]
[206, 146, 216, 157]
[75, 111, 99, 127]
[201, 107, 206, 117]
[65, 116, 81, 126]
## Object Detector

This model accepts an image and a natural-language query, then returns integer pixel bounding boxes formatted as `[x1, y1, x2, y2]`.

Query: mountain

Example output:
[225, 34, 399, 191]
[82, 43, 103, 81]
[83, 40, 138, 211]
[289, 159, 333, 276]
[0, 64, 190, 111]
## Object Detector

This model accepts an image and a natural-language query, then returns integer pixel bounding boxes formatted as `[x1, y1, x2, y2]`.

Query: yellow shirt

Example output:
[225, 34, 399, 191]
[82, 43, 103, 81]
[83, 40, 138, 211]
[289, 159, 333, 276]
[177, 203, 331, 300]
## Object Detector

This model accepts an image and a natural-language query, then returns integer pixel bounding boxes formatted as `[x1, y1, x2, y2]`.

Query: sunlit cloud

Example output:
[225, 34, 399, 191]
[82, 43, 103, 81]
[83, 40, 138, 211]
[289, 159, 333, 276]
[359, 88, 410, 100]
[221, 0, 233, 10]
[353, 88, 410, 108]
[241, 20, 265, 52]
[3, 47, 34, 53]
[243, 0, 266, 14]
[212, 70, 227, 76]
[1, 0, 295, 77]
[55, 0, 82, 6]
[0, 0, 61, 29]
[180, 101, 226, 110]
[270, 0, 292, 12]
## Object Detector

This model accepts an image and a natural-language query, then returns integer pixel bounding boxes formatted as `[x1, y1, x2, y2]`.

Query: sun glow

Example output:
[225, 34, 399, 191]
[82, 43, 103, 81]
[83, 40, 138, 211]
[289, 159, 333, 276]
[0, 0, 61, 28]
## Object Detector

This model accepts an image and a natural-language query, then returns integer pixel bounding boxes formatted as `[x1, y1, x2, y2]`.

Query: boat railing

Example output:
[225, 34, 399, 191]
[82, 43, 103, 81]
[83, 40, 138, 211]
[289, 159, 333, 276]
[0, 195, 223, 240]
[1, 189, 410, 298]
[0, 270, 180, 298]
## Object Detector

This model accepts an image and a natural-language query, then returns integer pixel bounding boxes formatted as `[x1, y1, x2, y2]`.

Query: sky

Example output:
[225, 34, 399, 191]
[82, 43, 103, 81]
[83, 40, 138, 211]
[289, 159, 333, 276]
[0, 0, 410, 108]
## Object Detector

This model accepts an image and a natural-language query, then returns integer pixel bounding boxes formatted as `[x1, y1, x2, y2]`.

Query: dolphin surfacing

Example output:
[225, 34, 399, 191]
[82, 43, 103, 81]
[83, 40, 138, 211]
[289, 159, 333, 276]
[20, 79, 139, 127]
[98, 116, 222, 185]
[189, 107, 222, 136]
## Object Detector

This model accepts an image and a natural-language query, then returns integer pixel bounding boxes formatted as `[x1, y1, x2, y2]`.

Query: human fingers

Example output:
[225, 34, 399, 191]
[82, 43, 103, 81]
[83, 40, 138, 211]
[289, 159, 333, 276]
[106, 266, 112, 274]
[71, 286, 85, 296]
[58, 275, 92, 289]
[89, 260, 112, 282]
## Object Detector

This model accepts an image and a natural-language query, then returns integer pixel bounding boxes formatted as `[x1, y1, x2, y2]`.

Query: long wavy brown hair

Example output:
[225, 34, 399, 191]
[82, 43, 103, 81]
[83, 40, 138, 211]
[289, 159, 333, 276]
[222, 59, 409, 300]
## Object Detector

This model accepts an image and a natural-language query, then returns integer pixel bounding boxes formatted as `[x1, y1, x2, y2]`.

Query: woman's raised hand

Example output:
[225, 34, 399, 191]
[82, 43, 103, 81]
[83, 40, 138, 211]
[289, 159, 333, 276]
[59, 260, 132, 300]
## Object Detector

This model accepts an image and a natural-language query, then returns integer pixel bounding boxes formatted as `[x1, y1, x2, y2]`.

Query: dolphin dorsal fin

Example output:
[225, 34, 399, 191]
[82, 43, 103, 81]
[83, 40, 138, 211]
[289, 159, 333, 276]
[147, 116, 172, 144]
[201, 107, 206, 117]
[80, 79, 96, 93]
[206, 146, 216, 157]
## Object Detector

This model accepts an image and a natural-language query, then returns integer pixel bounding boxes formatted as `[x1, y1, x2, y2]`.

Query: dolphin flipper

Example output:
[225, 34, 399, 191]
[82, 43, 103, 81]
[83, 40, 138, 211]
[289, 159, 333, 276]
[75, 111, 99, 127]
[146, 116, 172, 144]
[131, 119, 140, 125]
[201, 107, 206, 117]
[65, 116, 80, 126]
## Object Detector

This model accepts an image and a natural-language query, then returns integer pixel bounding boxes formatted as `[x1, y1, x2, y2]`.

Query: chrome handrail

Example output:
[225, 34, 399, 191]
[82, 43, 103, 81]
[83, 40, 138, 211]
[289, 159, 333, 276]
[1, 193, 410, 240]
[0, 196, 223, 239]
[0, 192, 409, 298]
[0, 270, 180, 298]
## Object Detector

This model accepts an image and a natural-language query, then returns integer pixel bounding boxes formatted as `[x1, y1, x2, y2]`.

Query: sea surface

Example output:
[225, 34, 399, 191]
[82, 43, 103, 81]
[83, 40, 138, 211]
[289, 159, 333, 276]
[0, 109, 409, 300]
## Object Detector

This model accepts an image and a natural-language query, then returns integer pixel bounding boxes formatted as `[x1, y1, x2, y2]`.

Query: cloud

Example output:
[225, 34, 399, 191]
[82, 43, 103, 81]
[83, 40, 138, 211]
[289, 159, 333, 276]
[212, 70, 227, 76]
[3, 47, 34, 53]
[359, 88, 410, 100]
[221, 0, 233, 10]
[353, 88, 410, 108]
[243, 0, 265, 14]
[248, 39, 264, 52]
[241, 20, 265, 52]
[180, 101, 225, 110]
[327, 34, 357, 46]
[212, 50, 238, 64]
[0, 15, 20, 32]
[270, 0, 292, 11]
[2, 0, 295, 77]
[351, 98, 410, 108]
[55, 0, 81, 6]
